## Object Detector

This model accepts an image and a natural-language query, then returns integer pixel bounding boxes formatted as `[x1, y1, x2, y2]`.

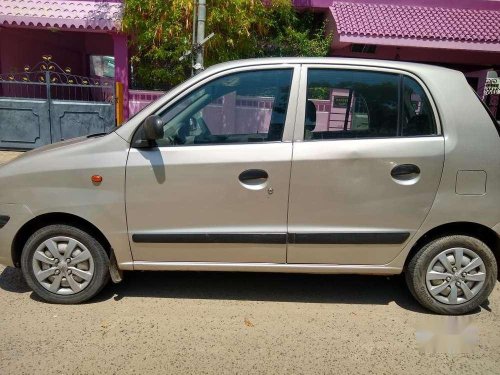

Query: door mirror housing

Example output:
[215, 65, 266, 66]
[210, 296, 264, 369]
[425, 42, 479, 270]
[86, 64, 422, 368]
[143, 115, 164, 141]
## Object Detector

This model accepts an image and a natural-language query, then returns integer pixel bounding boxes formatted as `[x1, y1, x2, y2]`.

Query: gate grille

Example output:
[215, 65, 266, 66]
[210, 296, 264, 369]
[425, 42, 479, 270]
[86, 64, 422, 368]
[0, 55, 116, 150]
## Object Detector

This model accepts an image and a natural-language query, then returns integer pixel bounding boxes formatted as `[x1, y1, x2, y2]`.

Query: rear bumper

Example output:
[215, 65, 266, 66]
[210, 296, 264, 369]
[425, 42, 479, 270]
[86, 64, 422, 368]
[0, 203, 33, 267]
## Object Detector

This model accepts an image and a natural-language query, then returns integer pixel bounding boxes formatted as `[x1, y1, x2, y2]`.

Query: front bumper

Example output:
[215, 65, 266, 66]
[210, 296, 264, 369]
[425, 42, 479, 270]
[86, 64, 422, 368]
[0, 203, 33, 267]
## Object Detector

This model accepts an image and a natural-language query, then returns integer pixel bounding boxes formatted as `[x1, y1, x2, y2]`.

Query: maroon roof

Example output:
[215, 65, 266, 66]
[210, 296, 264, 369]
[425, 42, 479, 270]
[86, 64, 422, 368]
[0, 0, 123, 31]
[330, 1, 500, 46]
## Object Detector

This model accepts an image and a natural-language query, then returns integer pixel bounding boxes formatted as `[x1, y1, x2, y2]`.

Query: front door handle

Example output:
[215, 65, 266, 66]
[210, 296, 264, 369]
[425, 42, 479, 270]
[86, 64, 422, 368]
[391, 164, 421, 179]
[239, 169, 268, 183]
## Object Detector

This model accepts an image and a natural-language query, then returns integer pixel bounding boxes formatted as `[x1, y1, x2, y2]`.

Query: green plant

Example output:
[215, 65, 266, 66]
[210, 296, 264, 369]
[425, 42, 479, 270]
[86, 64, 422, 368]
[122, 0, 332, 90]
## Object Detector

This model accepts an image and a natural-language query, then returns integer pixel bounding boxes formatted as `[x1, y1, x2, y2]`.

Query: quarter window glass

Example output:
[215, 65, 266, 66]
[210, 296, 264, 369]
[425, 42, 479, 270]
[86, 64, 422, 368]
[305, 69, 399, 140]
[401, 77, 437, 136]
[157, 69, 293, 146]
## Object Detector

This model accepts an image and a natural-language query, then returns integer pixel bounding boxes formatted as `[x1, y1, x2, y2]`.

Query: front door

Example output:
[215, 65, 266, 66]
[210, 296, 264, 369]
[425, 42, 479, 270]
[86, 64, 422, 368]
[126, 66, 298, 263]
[287, 66, 445, 265]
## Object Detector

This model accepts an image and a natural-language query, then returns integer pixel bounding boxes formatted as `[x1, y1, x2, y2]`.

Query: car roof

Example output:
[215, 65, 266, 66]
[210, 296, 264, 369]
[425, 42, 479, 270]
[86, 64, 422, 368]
[116, 57, 463, 143]
[202, 57, 456, 75]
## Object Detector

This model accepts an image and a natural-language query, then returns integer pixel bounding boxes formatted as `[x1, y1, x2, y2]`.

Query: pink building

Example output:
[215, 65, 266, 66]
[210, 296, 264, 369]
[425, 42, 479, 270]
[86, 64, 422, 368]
[294, 0, 500, 118]
[0, 0, 129, 117]
[0, 0, 499, 123]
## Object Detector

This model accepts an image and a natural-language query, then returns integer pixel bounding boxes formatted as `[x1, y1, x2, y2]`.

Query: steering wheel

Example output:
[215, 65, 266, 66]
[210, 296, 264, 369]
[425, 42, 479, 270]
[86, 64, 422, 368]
[173, 120, 191, 145]
[166, 117, 212, 145]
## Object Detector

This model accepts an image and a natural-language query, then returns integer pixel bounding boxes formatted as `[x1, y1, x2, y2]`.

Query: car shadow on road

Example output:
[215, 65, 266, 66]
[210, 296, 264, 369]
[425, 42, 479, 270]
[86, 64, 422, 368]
[0, 266, 31, 293]
[1, 266, 488, 314]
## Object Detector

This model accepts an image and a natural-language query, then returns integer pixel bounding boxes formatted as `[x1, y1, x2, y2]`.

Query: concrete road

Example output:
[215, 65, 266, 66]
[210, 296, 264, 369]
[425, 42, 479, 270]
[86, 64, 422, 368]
[0, 265, 499, 374]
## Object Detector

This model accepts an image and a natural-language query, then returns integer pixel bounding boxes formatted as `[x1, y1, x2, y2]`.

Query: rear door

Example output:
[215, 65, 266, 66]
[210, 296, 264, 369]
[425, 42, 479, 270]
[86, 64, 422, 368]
[126, 65, 299, 263]
[287, 65, 445, 265]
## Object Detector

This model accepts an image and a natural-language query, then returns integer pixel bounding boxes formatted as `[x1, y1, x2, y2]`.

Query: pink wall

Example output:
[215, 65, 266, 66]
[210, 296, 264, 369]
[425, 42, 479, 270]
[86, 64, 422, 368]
[0, 27, 113, 76]
[202, 95, 274, 135]
[128, 91, 275, 135]
[113, 33, 129, 119]
[332, 44, 500, 68]
[310, 92, 357, 132]
[129, 89, 165, 117]
[1, 28, 83, 75]
[311, 99, 330, 132]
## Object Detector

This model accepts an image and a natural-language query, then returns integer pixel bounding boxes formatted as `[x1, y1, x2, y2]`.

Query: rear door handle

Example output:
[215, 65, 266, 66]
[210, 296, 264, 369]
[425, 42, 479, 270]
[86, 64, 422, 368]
[239, 169, 268, 183]
[391, 164, 421, 179]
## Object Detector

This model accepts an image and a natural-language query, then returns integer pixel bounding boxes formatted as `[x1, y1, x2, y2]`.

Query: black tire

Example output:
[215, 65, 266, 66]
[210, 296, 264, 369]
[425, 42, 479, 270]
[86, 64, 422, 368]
[21, 224, 110, 304]
[406, 235, 497, 315]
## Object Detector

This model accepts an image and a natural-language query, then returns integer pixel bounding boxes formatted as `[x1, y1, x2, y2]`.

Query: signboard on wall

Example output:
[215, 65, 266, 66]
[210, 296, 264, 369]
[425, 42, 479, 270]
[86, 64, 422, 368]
[333, 96, 349, 108]
[484, 78, 500, 96]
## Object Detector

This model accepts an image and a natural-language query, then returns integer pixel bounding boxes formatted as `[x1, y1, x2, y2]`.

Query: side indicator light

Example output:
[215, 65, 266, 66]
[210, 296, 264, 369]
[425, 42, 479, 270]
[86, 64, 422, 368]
[91, 175, 103, 184]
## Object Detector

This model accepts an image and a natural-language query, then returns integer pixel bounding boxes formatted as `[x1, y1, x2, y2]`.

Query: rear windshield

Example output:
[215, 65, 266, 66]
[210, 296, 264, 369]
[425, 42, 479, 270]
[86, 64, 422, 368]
[472, 87, 500, 137]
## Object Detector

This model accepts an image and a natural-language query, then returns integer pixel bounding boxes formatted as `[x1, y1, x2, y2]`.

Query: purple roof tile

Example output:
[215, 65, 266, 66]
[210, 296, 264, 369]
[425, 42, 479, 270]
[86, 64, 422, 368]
[0, 0, 123, 31]
[330, 1, 500, 44]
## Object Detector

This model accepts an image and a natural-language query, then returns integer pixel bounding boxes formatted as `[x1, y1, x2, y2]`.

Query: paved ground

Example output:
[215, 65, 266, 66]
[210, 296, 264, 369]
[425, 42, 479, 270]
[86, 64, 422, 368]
[1, 149, 499, 373]
[0, 265, 499, 374]
[0, 151, 22, 164]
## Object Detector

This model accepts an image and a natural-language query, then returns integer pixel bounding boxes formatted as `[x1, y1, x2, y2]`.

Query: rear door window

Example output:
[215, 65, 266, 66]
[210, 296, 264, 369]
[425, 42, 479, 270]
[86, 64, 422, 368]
[305, 69, 399, 140]
[304, 69, 437, 140]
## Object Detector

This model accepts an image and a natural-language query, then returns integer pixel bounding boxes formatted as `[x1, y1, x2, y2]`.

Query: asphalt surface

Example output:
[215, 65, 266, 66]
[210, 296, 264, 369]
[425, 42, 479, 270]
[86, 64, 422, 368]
[1, 265, 499, 374]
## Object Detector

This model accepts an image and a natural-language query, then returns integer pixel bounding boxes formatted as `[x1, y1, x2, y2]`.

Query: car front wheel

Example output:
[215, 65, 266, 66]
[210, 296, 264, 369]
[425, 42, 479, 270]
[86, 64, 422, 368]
[21, 224, 110, 304]
[406, 235, 497, 315]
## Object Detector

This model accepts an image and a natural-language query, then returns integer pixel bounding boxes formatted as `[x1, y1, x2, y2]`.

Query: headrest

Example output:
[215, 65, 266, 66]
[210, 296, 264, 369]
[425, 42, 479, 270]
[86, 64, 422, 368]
[305, 100, 317, 132]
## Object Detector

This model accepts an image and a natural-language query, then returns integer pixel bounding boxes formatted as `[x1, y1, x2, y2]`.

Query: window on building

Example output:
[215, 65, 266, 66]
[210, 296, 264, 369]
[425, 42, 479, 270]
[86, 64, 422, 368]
[304, 69, 399, 140]
[351, 44, 377, 54]
[156, 69, 293, 146]
[89, 55, 115, 78]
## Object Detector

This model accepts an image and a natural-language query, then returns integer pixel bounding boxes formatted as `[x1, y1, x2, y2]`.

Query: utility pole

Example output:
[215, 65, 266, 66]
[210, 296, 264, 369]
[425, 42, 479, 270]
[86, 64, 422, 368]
[191, 0, 197, 76]
[180, 0, 213, 75]
[195, 0, 206, 74]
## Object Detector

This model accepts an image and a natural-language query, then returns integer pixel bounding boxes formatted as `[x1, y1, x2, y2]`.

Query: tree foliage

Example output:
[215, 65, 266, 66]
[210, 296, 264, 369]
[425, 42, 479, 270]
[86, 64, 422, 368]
[122, 0, 332, 90]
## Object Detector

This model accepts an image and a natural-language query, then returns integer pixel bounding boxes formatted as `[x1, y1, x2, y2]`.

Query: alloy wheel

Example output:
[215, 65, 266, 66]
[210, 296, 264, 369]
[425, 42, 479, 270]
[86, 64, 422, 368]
[31, 236, 95, 295]
[425, 247, 486, 305]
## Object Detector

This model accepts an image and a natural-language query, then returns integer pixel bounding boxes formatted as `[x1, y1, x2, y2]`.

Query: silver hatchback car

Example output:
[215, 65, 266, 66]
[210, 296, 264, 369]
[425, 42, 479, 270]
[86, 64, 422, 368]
[0, 58, 498, 314]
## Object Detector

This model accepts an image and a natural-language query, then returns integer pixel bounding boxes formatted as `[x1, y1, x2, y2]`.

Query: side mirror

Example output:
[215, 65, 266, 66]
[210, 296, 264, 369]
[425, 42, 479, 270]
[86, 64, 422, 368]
[143, 115, 164, 141]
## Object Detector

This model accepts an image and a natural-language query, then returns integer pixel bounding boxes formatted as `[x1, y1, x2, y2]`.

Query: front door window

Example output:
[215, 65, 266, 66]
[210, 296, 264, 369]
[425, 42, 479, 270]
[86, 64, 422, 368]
[156, 69, 293, 146]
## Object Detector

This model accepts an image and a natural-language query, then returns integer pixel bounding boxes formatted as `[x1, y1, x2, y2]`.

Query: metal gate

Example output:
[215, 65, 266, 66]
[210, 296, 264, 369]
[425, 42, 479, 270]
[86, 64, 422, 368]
[0, 56, 116, 150]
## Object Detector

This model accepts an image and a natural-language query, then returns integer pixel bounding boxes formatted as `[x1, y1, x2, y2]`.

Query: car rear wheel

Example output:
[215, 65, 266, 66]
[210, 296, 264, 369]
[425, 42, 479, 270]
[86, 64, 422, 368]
[406, 235, 497, 315]
[21, 224, 110, 304]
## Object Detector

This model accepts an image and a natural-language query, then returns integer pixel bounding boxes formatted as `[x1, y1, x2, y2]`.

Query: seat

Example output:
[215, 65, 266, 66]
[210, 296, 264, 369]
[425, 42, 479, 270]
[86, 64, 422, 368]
[404, 114, 432, 136]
